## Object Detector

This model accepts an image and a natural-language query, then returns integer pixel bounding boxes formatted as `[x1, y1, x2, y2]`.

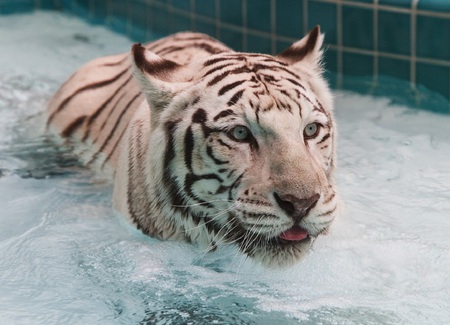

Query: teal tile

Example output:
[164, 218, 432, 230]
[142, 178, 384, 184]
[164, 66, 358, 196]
[172, 13, 191, 33]
[247, 0, 271, 33]
[416, 62, 450, 100]
[378, 57, 410, 80]
[37, 0, 59, 10]
[130, 1, 148, 31]
[246, 33, 272, 54]
[172, 0, 191, 12]
[149, 5, 171, 35]
[308, 1, 337, 45]
[220, 28, 243, 51]
[276, 0, 304, 39]
[195, 0, 216, 18]
[378, 11, 410, 55]
[194, 19, 216, 37]
[343, 52, 373, 76]
[342, 6, 374, 50]
[90, 0, 108, 23]
[416, 15, 450, 61]
[220, 0, 242, 26]
[379, 0, 412, 7]
[0, 0, 34, 14]
[345, 0, 374, 3]
[418, 0, 450, 12]
[323, 48, 338, 73]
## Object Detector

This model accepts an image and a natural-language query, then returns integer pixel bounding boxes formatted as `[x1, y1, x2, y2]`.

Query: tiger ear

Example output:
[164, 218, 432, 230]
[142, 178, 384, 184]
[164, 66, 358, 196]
[276, 26, 324, 71]
[131, 43, 190, 120]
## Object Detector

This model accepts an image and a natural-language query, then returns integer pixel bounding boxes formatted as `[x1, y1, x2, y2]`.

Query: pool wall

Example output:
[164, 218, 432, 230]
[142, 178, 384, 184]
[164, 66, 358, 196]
[1, 0, 449, 111]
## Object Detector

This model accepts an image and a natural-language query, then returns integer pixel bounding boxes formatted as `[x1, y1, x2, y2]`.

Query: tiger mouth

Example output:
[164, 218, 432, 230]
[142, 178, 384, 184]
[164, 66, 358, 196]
[273, 225, 311, 246]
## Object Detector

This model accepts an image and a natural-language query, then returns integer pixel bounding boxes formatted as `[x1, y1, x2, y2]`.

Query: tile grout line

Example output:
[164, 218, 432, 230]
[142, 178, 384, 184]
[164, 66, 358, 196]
[411, 0, 418, 89]
[242, 0, 247, 51]
[270, 0, 276, 54]
[215, 0, 220, 40]
[336, 0, 343, 89]
[303, 0, 309, 36]
[372, 0, 379, 89]
[190, 0, 195, 32]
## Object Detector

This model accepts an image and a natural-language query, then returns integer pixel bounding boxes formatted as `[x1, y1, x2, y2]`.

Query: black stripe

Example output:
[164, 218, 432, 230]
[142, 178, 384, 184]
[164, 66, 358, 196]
[317, 133, 330, 144]
[213, 109, 236, 121]
[184, 126, 194, 172]
[203, 63, 236, 80]
[218, 80, 246, 96]
[184, 173, 222, 208]
[82, 75, 133, 141]
[217, 139, 232, 150]
[47, 68, 128, 125]
[286, 78, 306, 91]
[206, 146, 229, 165]
[162, 120, 188, 211]
[88, 93, 142, 165]
[227, 89, 245, 106]
[61, 115, 86, 137]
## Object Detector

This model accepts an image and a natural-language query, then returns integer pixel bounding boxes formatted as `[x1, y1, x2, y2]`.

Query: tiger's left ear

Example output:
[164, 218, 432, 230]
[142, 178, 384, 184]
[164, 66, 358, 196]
[276, 26, 324, 71]
[131, 43, 191, 123]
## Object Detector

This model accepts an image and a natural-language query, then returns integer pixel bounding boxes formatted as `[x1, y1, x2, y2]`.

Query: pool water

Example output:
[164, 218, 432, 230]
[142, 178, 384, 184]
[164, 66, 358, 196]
[1, 12, 449, 325]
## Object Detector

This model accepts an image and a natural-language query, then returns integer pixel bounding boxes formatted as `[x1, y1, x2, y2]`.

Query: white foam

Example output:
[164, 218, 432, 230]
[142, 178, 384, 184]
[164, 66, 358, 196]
[1, 11, 449, 324]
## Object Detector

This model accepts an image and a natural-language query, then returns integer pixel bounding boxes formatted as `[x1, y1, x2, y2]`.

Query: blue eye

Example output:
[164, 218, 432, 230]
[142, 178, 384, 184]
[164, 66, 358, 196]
[231, 126, 251, 141]
[304, 123, 320, 138]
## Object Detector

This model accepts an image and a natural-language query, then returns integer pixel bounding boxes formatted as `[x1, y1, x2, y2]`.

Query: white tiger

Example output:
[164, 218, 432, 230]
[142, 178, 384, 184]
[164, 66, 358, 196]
[47, 26, 339, 267]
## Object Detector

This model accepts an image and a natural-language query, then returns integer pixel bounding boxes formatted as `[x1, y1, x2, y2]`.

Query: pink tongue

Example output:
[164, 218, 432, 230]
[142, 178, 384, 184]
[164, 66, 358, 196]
[278, 226, 309, 241]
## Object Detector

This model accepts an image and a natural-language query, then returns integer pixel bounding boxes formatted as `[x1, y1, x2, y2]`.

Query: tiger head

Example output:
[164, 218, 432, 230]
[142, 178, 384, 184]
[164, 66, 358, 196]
[130, 27, 339, 268]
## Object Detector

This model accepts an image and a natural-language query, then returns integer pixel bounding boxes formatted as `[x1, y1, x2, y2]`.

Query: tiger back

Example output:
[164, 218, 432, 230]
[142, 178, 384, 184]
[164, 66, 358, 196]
[47, 28, 340, 268]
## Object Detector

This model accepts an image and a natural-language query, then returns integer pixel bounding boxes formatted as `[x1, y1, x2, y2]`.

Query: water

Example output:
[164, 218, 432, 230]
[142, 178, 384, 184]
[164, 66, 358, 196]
[1, 11, 449, 325]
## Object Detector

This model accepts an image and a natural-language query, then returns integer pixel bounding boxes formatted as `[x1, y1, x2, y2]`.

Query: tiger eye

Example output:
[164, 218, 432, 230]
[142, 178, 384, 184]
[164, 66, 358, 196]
[304, 123, 319, 138]
[232, 125, 250, 141]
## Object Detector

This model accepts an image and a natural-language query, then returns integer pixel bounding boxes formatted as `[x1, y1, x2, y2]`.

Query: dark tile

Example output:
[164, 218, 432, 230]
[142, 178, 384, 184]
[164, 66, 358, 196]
[345, 0, 374, 3]
[378, 11, 410, 55]
[90, 0, 108, 24]
[379, 0, 412, 7]
[416, 62, 450, 100]
[378, 56, 410, 80]
[172, 0, 191, 12]
[323, 47, 338, 73]
[276, 0, 304, 39]
[172, 13, 191, 33]
[195, 0, 216, 18]
[416, 15, 450, 61]
[219, 28, 243, 51]
[418, 0, 450, 12]
[0, 0, 34, 14]
[219, 0, 242, 26]
[246, 33, 272, 54]
[194, 19, 216, 37]
[342, 6, 374, 50]
[343, 52, 373, 76]
[247, 0, 271, 33]
[308, 1, 337, 45]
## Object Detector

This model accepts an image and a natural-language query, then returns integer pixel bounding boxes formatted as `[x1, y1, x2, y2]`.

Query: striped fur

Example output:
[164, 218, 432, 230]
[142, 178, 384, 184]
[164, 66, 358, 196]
[47, 27, 340, 267]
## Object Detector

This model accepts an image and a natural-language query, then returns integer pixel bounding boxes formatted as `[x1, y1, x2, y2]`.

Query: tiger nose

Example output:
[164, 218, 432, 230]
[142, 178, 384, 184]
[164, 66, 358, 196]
[274, 192, 320, 220]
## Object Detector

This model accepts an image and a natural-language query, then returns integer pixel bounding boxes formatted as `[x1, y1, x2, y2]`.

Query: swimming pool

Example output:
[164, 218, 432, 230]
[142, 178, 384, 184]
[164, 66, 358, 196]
[1, 11, 449, 325]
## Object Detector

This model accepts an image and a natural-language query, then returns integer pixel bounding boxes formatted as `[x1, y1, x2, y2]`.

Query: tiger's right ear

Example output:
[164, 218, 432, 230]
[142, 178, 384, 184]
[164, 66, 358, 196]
[131, 43, 190, 119]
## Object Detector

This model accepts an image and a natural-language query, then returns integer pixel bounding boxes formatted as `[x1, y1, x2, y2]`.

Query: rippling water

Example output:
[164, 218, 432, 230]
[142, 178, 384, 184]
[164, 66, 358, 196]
[1, 11, 449, 325]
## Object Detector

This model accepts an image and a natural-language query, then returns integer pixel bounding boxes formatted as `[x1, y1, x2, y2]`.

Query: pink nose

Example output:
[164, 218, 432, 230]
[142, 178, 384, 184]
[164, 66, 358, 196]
[274, 192, 320, 221]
